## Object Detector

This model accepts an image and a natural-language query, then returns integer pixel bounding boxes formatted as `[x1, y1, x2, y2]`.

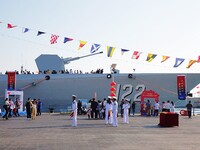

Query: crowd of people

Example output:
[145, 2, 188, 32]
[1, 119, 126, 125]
[71, 96, 194, 127]
[40, 68, 104, 75]
[1, 95, 193, 126]
[25, 98, 42, 120]
[141, 100, 176, 117]
[2, 68, 104, 75]
[72, 96, 138, 127]
[2, 98, 21, 120]
[1, 98, 42, 120]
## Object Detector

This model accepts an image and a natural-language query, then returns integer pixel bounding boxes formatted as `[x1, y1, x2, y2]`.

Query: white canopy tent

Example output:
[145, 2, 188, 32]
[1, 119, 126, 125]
[188, 83, 200, 98]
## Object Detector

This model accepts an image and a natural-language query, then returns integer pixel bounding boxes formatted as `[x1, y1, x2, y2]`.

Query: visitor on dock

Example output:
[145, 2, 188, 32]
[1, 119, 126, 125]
[186, 101, 193, 118]
[123, 99, 130, 123]
[71, 95, 77, 127]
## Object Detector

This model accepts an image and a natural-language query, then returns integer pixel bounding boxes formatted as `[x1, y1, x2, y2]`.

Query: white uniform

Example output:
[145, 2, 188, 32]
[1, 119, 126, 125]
[170, 104, 175, 112]
[72, 100, 77, 127]
[112, 101, 118, 127]
[123, 102, 130, 123]
[105, 101, 113, 124]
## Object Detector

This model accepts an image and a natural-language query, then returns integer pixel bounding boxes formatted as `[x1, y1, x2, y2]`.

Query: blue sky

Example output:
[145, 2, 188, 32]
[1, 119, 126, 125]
[0, 0, 200, 73]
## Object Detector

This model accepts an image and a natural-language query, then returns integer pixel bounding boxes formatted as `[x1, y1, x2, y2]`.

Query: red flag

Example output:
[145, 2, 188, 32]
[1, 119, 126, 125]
[50, 34, 59, 44]
[7, 72, 16, 90]
[7, 24, 16, 29]
[197, 56, 200, 63]
[132, 51, 142, 59]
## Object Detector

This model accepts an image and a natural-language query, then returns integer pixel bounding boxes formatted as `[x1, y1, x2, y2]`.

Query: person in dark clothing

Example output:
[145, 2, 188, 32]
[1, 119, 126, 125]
[101, 98, 106, 119]
[15, 98, 21, 117]
[132, 101, 136, 116]
[120, 99, 125, 118]
[3, 98, 10, 120]
[186, 101, 193, 118]
[77, 100, 82, 115]
[91, 98, 98, 119]
[25, 98, 32, 119]
[37, 99, 42, 116]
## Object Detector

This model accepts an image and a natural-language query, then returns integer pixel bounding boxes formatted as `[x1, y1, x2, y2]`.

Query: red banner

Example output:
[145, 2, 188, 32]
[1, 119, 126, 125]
[7, 72, 16, 90]
[177, 75, 186, 100]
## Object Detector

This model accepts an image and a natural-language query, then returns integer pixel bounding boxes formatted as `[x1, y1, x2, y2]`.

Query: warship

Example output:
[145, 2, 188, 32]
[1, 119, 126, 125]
[0, 52, 200, 113]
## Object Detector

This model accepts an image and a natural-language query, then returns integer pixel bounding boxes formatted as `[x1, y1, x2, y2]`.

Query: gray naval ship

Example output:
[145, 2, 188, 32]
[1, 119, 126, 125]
[0, 52, 200, 112]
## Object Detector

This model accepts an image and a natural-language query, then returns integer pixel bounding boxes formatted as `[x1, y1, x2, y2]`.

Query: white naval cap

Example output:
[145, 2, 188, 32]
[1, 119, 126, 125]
[108, 96, 111, 99]
[112, 96, 117, 99]
[72, 95, 77, 98]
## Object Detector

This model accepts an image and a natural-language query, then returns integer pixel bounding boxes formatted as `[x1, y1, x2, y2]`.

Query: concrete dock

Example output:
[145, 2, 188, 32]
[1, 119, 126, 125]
[0, 114, 199, 150]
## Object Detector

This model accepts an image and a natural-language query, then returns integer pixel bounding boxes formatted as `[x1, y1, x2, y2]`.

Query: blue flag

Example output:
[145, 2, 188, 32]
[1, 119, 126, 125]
[37, 31, 45, 36]
[90, 44, 101, 53]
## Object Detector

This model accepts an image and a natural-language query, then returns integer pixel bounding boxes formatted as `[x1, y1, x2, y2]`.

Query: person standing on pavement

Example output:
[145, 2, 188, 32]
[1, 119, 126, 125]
[120, 99, 124, 118]
[71, 95, 77, 127]
[31, 100, 37, 120]
[123, 99, 130, 123]
[146, 100, 151, 116]
[166, 100, 171, 112]
[37, 99, 42, 116]
[154, 101, 160, 116]
[131, 101, 136, 116]
[105, 96, 113, 125]
[25, 98, 32, 119]
[3, 98, 10, 120]
[77, 100, 82, 115]
[186, 101, 193, 118]
[112, 97, 118, 127]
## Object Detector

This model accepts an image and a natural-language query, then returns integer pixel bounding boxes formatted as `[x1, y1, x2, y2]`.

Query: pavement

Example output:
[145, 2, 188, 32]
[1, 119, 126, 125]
[0, 113, 199, 150]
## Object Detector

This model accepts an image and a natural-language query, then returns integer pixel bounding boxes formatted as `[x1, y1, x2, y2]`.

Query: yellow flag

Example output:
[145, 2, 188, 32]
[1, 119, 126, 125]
[186, 60, 197, 69]
[161, 56, 170, 63]
[78, 40, 87, 50]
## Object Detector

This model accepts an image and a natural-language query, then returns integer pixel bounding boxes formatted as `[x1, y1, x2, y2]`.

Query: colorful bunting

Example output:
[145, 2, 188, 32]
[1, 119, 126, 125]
[131, 51, 142, 59]
[1, 21, 200, 70]
[37, 31, 45, 36]
[121, 49, 129, 55]
[50, 34, 59, 44]
[146, 53, 157, 62]
[7, 24, 16, 29]
[90, 44, 101, 53]
[161, 56, 170, 63]
[23, 28, 29, 33]
[63, 37, 73, 43]
[107, 46, 115, 57]
[186, 60, 197, 69]
[173, 58, 185, 68]
[78, 41, 87, 50]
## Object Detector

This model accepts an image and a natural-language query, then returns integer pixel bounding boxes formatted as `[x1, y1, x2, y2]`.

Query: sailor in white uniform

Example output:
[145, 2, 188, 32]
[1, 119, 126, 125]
[112, 96, 118, 127]
[105, 96, 113, 124]
[71, 95, 77, 127]
[123, 99, 130, 124]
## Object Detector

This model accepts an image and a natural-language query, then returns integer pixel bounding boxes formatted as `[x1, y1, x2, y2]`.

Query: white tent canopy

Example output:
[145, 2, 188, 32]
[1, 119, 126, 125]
[189, 83, 200, 98]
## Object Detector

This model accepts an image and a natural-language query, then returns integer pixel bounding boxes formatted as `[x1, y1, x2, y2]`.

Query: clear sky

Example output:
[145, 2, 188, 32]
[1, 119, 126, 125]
[0, 0, 200, 74]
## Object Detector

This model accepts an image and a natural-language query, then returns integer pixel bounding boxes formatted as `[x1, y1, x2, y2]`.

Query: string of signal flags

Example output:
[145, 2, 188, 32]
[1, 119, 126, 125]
[1, 21, 200, 69]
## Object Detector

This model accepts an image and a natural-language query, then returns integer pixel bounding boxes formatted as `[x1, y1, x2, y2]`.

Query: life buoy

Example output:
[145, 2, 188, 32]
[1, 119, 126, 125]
[45, 75, 50, 80]
[128, 74, 133, 78]
[107, 74, 112, 79]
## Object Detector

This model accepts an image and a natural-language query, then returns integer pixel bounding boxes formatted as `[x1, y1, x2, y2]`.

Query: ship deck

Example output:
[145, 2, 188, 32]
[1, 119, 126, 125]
[0, 113, 199, 150]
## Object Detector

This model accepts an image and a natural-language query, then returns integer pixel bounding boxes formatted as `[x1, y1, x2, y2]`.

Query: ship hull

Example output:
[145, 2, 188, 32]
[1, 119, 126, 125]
[0, 73, 199, 112]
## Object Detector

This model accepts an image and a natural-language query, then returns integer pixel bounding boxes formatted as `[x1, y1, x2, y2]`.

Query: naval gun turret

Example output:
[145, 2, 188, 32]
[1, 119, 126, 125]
[35, 51, 103, 73]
